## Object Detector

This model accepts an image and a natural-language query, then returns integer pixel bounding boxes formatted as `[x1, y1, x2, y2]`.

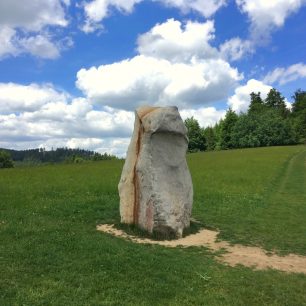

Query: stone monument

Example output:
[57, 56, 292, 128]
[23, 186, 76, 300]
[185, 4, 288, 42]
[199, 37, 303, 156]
[118, 106, 193, 238]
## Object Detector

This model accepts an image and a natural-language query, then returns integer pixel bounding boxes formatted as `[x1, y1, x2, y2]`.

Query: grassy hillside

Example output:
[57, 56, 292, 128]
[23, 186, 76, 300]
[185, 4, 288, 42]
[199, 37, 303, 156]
[189, 146, 306, 255]
[1, 146, 306, 305]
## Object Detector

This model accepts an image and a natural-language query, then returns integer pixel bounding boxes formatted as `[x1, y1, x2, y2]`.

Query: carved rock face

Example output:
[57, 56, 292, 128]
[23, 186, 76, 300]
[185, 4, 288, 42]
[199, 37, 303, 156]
[118, 106, 193, 238]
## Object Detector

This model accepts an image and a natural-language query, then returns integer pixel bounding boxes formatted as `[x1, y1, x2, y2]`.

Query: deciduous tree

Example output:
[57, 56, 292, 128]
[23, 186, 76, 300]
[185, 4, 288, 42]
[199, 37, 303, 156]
[0, 150, 14, 168]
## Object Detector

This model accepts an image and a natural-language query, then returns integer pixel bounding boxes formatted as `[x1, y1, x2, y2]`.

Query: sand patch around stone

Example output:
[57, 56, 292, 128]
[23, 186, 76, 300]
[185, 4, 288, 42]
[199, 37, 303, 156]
[97, 224, 306, 274]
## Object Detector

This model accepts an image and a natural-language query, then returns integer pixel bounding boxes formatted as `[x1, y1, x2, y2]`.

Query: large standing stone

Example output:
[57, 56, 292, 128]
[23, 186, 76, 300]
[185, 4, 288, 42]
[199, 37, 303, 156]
[118, 106, 193, 238]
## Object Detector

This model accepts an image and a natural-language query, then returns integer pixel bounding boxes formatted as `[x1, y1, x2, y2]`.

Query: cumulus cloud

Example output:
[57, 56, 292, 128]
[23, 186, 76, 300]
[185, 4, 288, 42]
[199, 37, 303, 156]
[0, 98, 133, 140]
[219, 37, 253, 61]
[137, 19, 217, 62]
[0, 82, 135, 155]
[66, 137, 130, 156]
[0, 18, 244, 155]
[0, 81, 227, 155]
[0, 83, 68, 113]
[0, 27, 19, 58]
[263, 63, 306, 85]
[0, 31, 65, 60]
[180, 107, 226, 127]
[0, 0, 68, 31]
[81, 0, 226, 32]
[0, 0, 71, 59]
[154, 0, 227, 17]
[236, 0, 306, 42]
[77, 55, 241, 110]
[228, 79, 272, 113]
[77, 19, 242, 110]
[82, 0, 142, 32]
[0, 85, 224, 155]
[18, 34, 61, 59]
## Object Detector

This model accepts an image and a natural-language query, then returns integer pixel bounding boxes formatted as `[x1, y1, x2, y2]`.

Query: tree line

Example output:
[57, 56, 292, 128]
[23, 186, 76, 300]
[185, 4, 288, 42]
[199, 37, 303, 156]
[185, 88, 306, 152]
[0, 147, 117, 168]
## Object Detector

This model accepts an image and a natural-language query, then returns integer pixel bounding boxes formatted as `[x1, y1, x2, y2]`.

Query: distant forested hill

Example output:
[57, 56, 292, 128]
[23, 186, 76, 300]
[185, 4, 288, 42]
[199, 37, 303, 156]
[0, 147, 117, 164]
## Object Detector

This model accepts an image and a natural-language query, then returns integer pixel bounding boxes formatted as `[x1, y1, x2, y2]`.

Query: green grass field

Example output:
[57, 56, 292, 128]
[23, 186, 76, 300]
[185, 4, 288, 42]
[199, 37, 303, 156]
[1, 146, 306, 305]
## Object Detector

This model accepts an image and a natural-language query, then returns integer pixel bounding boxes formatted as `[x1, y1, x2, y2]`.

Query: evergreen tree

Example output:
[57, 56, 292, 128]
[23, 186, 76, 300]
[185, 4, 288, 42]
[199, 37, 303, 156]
[213, 121, 223, 150]
[203, 126, 216, 151]
[184, 117, 206, 152]
[291, 89, 306, 142]
[248, 92, 265, 114]
[292, 89, 306, 114]
[219, 108, 238, 149]
[265, 88, 289, 118]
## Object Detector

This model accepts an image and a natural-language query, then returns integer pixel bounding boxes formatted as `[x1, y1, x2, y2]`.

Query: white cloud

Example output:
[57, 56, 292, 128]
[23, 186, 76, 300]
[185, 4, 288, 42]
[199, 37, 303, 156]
[0, 30, 65, 60]
[66, 137, 104, 149]
[77, 54, 241, 110]
[0, 0, 68, 31]
[154, 0, 227, 17]
[61, 0, 71, 6]
[0, 80, 228, 156]
[0, 82, 134, 155]
[180, 107, 226, 127]
[16, 100, 134, 139]
[19, 34, 60, 59]
[228, 79, 272, 113]
[0, 83, 68, 113]
[77, 19, 242, 110]
[81, 0, 226, 32]
[263, 63, 306, 85]
[0, 26, 20, 58]
[23, 98, 92, 122]
[236, 0, 306, 42]
[219, 37, 253, 61]
[82, 0, 142, 32]
[137, 19, 217, 63]
[0, 84, 225, 156]
[0, 103, 133, 153]
[0, 0, 70, 60]
[66, 137, 130, 156]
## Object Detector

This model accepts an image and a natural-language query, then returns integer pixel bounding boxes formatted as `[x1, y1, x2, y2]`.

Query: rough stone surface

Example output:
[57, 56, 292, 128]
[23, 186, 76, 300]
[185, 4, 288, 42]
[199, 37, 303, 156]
[118, 106, 193, 238]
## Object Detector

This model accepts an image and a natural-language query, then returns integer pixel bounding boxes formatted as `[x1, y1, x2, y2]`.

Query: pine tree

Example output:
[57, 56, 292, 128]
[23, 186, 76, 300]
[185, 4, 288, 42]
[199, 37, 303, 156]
[220, 108, 238, 149]
[291, 89, 306, 141]
[292, 89, 306, 115]
[265, 88, 288, 118]
[203, 126, 216, 151]
[184, 117, 206, 152]
[248, 92, 265, 114]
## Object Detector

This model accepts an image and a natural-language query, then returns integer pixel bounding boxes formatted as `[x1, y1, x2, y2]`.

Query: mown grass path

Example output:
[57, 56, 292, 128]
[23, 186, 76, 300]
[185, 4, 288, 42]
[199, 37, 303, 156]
[190, 145, 306, 255]
[256, 148, 306, 254]
[275, 148, 306, 194]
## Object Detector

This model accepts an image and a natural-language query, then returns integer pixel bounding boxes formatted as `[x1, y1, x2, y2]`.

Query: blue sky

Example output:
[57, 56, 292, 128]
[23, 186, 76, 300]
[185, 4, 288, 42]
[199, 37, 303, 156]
[0, 0, 306, 156]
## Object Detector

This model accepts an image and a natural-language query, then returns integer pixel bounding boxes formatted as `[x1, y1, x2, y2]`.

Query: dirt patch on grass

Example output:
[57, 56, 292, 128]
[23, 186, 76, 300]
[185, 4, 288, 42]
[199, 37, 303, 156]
[97, 224, 306, 274]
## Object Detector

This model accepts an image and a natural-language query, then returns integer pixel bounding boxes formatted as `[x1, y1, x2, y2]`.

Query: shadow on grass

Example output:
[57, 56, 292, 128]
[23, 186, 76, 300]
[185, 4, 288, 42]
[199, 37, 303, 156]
[114, 219, 216, 241]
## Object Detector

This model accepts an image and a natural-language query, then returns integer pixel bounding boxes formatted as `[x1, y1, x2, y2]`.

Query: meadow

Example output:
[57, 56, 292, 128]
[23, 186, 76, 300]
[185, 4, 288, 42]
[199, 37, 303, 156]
[1, 145, 306, 305]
